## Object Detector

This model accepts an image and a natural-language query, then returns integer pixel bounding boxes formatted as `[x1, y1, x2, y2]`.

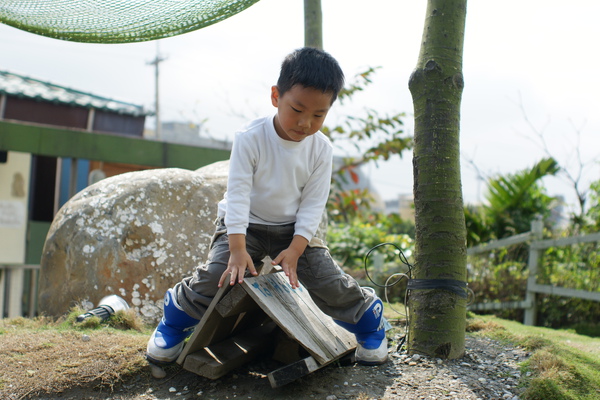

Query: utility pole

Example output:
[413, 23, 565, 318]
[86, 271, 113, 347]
[147, 41, 167, 140]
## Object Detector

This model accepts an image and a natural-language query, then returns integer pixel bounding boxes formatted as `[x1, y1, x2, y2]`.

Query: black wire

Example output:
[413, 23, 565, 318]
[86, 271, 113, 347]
[363, 242, 412, 354]
[363, 242, 413, 288]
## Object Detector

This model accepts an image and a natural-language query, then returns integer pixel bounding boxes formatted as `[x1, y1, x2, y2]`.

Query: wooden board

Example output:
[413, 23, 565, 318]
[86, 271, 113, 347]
[179, 270, 357, 386]
[241, 272, 356, 365]
[177, 260, 273, 363]
[182, 322, 277, 380]
[176, 283, 234, 364]
[268, 356, 320, 388]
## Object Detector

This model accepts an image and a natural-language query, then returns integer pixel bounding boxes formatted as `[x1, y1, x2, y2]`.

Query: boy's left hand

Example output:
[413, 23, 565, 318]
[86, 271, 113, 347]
[272, 235, 308, 289]
[271, 249, 300, 289]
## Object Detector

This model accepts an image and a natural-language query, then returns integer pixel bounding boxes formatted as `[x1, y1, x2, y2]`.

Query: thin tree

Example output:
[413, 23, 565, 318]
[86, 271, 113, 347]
[407, 0, 468, 358]
[304, 0, 323, 49]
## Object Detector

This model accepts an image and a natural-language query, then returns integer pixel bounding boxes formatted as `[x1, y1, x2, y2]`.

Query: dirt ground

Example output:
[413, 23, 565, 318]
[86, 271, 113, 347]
[0, 318, 394, 400]
[0, 317, 526, 400]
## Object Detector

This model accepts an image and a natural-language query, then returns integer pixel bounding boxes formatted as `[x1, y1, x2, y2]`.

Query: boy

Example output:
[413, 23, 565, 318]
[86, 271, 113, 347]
[146, 47, 388, 367]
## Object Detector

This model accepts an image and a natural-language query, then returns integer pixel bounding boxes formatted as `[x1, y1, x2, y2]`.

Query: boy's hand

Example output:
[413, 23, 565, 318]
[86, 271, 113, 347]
[272, 235, 308, 289]
[218, 234, 258, 287]
[271, 249, 301, 289]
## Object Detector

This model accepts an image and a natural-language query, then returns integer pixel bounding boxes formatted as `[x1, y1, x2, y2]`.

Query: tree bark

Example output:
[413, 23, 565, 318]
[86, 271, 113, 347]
[304, 0, 323, 49]
[407, 0, 468, 359]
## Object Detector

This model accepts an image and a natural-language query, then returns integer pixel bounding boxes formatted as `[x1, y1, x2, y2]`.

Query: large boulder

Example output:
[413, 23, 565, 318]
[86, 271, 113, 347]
[39, 161, 229, 323]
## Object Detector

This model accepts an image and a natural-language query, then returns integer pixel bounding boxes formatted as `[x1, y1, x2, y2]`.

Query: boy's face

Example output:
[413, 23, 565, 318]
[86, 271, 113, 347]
[271, 84, 333, 142]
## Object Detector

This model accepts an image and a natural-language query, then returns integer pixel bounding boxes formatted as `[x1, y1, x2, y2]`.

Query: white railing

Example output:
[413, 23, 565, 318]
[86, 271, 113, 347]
[468, 219, 600, 325]
[0, 264, 39, 318]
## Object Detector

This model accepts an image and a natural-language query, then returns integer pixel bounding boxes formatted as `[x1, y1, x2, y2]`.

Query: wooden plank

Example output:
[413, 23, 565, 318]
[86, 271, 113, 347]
[268, 356, 320, 388]
[209, 314, 246, 344]
[272, 330, 307, 365]
[241, 272, 356, 365]
[215, 284, 260, 318]
[178, 261, 273, 363]
[227, 308, 271, 337]
[268, 351, 356, 387]
[177, 284, 233, 364]
[182, 322, 277, 380]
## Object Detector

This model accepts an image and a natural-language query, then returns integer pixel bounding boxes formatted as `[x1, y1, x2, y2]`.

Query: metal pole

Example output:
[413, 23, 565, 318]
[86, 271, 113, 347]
[147, 41, 167, 140]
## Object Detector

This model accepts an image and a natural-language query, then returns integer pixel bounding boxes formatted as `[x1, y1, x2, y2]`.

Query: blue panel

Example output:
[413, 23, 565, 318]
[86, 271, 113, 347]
[59, 158, 70, 207]
[58, 158, 90, 208]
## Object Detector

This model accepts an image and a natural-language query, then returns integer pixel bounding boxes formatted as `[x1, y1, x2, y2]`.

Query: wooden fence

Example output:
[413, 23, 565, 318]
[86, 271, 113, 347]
[467, 218, 600, 325]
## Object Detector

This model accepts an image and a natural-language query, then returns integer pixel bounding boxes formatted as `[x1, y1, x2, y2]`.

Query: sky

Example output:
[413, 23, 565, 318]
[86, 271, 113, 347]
[1, 0, 599, 214]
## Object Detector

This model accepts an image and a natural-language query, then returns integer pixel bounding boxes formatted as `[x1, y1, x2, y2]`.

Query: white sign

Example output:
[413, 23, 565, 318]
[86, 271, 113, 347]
[0, 200, 26, 228]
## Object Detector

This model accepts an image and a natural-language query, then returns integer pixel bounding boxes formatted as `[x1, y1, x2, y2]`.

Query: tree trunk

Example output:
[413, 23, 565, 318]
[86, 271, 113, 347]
[407, 0, 468, 359]
[304, 0, 323, 49]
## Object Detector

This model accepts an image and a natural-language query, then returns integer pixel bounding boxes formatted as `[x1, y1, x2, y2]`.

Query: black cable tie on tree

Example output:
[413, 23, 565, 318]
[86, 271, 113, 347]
[407, 278, 468, 299]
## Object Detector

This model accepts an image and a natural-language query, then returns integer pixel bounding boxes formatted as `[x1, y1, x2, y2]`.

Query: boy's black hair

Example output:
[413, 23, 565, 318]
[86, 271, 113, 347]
[277, 47, 345, 104]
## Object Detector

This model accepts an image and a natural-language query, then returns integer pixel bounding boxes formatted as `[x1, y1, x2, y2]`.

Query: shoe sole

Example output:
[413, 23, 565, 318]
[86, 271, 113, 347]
[356, 357, 388, 366]
[146, 352, 177, 366]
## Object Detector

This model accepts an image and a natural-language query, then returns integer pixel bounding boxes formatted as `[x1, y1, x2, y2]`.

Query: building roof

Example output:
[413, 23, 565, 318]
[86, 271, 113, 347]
[0, 70, 149, 117]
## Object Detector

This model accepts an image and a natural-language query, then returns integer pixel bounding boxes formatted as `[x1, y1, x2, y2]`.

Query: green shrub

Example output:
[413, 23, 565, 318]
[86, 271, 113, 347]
[327, 213, 414, 302]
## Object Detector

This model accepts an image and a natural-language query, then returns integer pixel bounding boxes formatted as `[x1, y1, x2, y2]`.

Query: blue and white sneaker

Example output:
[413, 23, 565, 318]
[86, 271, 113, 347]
[146, 288, 199, 364]
[335, 295, 389, 365]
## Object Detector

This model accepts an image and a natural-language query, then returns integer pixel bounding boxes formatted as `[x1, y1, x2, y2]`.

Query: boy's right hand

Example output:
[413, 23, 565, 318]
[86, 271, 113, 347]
[218, 249, 257, 287]
[218, 234, 257, 287]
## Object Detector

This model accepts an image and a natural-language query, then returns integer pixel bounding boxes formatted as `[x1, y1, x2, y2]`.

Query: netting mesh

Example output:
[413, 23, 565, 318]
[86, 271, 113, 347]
[0, 0, 261, 43]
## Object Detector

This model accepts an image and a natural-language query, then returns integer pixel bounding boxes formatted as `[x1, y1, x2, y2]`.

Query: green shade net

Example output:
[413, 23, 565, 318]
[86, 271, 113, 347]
[0, 0, 261, 43]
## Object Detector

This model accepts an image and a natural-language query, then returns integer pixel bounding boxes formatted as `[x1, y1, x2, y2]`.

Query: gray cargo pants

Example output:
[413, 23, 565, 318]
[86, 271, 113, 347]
[175, 219, 376, 324]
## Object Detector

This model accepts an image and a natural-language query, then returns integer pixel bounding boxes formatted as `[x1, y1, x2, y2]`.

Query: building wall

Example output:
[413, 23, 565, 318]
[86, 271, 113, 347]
[4, 96, 88, 129]
[93, 109, 144, 136]
[0, 151, 31, 263]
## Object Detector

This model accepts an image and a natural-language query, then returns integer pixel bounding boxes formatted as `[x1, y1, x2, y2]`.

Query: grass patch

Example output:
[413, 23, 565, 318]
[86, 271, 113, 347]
[469, 315, 600, 400]
[0, 309, 152, 399]
[63, 306, 145, 332]
[566, 322, 600, 338]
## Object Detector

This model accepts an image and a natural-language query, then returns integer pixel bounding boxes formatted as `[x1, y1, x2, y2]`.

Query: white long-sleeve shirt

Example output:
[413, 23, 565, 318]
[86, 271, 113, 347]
[217, 115, 333, 242]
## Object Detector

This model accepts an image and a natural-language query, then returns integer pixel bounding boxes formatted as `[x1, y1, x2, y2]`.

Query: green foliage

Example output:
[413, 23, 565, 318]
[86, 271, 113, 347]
[541, 242, 600, 291]
[566, 322, 600, 338]
[485, 158, 559, 215]
[468, 236, 600, 329]
[465, 156, 600, 334]
[328, 185, 374, 223]
[532, 237, 600, 330]
[579, 180, 600, 233]
[465, 158, 559, 249]
[465, 161, 600, 328]
[327, 214, 414, 272]
[323, 67, 412, 224]
[537, 296, 600, 332]
[467, 254, 529, 321]
[465, 204, 492, 246]
[327, 213, 415, 302]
